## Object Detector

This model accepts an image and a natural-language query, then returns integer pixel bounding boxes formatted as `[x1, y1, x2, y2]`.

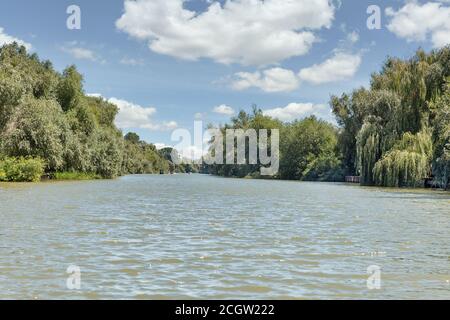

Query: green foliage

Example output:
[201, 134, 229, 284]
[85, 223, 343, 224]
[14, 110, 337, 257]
[56, 65, 83, 112]
[302, 152, 344, 182]
[206, 46, 450, 188]
[158, 147, 199, 174]
[54, 171, 101, 180]
[333, 46, 450, 188]
[85, 96, 118, 128]
[430, 81, 450, 189]
[124, 132, 140, 144]
[356, 118, 384, 185]
[280, 116, 343, 181]
[0, 43, 174, 182]
[373, 130, 433, 187]
[206, 107, 285, 178]
[0, 97, 69, 171]
[2, 42, 448, 189]
[205, 108, 344, 182]
[122, 135, 170, 174]
[0, 157, 45, 182]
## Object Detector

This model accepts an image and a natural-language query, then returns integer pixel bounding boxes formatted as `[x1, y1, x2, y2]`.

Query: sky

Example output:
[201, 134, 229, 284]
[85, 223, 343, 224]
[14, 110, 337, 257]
[0, 0, 449, 149]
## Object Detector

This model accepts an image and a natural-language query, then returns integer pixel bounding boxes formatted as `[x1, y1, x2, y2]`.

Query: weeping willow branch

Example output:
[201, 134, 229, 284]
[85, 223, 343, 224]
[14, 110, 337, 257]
[373, 130, 433, 187]
[356, 121, 382, 185]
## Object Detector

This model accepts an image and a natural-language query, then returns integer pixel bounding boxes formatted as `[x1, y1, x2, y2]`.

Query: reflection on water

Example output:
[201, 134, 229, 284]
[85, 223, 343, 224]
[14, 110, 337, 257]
[0, 174, 449, 299]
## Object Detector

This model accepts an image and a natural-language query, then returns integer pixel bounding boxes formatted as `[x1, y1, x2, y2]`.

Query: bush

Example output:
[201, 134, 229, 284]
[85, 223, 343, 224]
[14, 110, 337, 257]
[0, 157, 45, 182]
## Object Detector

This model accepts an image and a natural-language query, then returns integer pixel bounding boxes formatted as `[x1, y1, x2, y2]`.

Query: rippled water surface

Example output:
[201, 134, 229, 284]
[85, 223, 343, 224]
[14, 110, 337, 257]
[1, 174, 449, 299]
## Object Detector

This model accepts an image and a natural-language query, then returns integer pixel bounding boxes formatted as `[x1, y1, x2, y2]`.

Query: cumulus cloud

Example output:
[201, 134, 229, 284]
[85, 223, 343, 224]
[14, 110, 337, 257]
[263, 103, 329, 122]
[386, 2, 450, 48]
[0, 27, 32, 50]
[229, 51, 361, 92]
[231, 68, 300, 93]
[213, 104, 235, 116]
[298, 52, 361, 85]
[116, 0, 335, 66]
[61, 43, 105, 63]
[89, 95, 178, 131]
[109, 97, 157, 129]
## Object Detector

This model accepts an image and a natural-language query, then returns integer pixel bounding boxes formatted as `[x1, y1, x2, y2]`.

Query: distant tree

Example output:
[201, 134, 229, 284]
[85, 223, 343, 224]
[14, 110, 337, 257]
[124, 132, 140, 144]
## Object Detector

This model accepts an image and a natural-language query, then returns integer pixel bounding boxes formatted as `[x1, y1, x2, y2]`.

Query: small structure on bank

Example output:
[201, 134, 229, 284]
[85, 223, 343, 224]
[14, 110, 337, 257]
[345, 176, 361, 184]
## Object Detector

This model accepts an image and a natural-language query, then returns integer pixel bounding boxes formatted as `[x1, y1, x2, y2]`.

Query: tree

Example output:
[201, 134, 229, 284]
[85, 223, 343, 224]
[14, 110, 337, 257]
[333, 46, 450, 188]
[124, 132, 140, 144]
[280, 116, 342, 181]
[0, 97, 69, 171]
[0, 43, 175, 180]
[56, 65, 83, 112]
[431, 80, 450, 189]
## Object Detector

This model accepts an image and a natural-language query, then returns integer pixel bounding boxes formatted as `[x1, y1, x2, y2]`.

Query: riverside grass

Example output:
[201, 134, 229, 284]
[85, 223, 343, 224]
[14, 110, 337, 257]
[53, 171, 101, 180]
[0, 159, 101, 182]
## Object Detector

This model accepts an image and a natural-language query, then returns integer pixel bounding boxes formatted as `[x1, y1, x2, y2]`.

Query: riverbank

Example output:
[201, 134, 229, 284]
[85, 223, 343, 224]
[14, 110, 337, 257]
[206, 172, 450, 191]
[1, 166, 448, 192]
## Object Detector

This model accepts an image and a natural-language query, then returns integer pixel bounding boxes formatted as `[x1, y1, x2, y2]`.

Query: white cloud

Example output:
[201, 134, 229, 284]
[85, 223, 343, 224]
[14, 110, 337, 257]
[116, 0, 335, 66]
[231, 68, 300, 93]
[213, 104, 235, 116]
[347, 31, 359, 44]
[109, 97, 157, 129]
[298, 52, 361, 85]
[386, 2, 450, 48]
[120, 57, 145, 66]
[90, 95, 178, 131]
[178, 145, 207, 161]
[229, 49, 361, 92]
[0, 27, 32, 50]
[263, 103, 328, 122]
[154, 143, 171, 150]
[61, 44, 105, 63]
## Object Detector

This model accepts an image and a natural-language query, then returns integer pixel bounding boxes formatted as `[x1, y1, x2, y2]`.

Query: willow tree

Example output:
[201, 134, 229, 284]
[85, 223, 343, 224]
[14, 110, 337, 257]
[354, 89, 401, 185]
[330, 88, 372, 175]
[356, 120, 379, 185]
[335, 47, 450, 188]
[373, 130, 433, 187]
[370, 49, 442, 134]
[431, 80, 450, 189]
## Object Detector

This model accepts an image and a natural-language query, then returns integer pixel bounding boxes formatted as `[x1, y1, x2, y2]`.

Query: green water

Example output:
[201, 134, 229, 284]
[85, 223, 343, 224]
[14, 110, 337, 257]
[0, 174, 449, 299]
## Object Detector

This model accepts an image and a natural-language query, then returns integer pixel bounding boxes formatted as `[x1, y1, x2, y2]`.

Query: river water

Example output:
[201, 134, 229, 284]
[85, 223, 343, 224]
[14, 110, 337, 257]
[0, 174, 449, 299]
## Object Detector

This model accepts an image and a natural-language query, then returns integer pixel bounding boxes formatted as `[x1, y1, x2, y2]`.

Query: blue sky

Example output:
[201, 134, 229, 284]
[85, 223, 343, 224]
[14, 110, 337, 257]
[0, 0, 449, 147]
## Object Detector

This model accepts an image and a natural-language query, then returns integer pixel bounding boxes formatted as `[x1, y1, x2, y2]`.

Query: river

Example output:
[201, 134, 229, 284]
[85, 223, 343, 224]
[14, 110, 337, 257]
[0, 174, 449, 299]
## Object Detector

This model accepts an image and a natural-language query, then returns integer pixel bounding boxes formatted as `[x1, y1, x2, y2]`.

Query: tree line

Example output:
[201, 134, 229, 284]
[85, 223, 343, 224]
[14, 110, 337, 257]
[204, 47, 450, 189]
[1, 43, 448, 188]
[0, 43, 194, 182]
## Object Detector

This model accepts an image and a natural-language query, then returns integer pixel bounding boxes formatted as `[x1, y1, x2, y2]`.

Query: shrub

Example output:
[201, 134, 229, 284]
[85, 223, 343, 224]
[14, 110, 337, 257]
[0, 157, 45, 182]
